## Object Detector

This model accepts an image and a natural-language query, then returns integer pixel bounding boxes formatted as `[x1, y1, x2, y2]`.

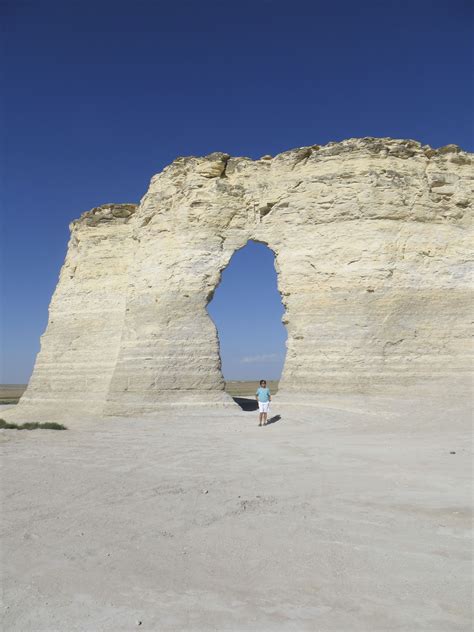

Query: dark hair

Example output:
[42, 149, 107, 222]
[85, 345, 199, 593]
[259, 379, 266, 385]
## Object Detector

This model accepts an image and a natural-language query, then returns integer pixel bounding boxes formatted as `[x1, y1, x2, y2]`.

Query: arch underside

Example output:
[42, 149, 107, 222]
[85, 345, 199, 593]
[9, 139, 472, 419]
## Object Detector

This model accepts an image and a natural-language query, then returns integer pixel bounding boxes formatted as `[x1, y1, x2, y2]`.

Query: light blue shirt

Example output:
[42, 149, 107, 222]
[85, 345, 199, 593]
[256, 387, 270, 403]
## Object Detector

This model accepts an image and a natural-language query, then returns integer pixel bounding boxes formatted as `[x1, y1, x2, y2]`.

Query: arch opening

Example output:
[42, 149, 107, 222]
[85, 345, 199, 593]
[207, 240, 287, 409]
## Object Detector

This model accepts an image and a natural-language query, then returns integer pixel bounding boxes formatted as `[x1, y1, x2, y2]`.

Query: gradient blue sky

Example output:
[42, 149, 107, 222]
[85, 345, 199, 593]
[1, 0, 473, 383]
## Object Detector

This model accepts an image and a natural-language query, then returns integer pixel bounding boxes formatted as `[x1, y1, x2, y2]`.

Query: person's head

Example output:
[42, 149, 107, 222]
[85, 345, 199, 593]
[259, 379, 267, 387]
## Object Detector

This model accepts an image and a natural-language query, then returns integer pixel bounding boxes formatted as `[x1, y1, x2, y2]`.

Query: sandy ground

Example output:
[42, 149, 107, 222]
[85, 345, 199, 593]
[1, 394, 472, 631]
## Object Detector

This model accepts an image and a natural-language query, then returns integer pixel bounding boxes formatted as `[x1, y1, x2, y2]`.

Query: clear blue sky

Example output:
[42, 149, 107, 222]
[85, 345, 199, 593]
[1, 0, 472, 383]
[208, 241, 287, 381]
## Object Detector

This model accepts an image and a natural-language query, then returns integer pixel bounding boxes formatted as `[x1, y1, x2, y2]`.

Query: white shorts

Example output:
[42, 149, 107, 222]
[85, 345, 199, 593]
[258, 401, 270, 413]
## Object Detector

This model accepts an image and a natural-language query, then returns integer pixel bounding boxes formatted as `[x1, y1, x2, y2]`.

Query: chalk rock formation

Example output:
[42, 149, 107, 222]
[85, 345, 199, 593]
[10, 138, 473, 418]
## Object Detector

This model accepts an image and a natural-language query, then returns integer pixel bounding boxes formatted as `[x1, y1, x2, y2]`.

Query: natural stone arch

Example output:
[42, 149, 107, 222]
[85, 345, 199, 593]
[9, 138, 472, 420]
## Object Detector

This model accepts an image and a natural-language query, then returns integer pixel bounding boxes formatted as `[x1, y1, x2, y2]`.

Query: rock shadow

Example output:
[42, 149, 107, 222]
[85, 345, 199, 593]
[233, 397, 258, 411]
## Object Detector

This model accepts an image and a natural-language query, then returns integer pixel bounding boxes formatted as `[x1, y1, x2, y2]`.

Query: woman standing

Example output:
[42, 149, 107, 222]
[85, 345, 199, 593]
[255, 379, 271, 427]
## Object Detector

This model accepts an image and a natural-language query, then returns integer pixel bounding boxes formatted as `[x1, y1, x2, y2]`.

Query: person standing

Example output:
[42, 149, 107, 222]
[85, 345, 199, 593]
[255, 379, 271, 427]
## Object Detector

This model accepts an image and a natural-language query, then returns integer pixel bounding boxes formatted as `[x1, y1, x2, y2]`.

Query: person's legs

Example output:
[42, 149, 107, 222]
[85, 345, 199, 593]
[262, 402, 269, 425]
[258, 402, 264, 426]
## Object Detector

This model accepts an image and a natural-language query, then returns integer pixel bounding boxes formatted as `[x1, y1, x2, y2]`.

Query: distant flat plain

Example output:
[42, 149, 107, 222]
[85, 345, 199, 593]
[0, 382, 279, 404]
[224, 380, 279, 397]
[0, 384, 26, 405]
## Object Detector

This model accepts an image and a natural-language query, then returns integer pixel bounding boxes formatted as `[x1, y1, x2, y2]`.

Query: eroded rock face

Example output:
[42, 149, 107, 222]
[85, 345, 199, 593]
[12, 138, 473, 418]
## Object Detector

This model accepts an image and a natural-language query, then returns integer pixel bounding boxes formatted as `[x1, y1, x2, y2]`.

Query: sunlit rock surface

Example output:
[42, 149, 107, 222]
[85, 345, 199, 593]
[10, 138, 473, 418]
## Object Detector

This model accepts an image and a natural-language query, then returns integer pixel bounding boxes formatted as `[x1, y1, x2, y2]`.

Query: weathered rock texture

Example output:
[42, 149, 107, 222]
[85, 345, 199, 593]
[12, 138, 473, 417]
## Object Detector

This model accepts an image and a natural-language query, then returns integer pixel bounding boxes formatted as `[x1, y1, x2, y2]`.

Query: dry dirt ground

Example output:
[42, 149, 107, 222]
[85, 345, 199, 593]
[1, 391, 472, 632]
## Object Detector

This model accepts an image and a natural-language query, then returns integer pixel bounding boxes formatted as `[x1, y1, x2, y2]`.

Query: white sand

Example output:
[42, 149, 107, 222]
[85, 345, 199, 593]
[1, 394, 472, 631]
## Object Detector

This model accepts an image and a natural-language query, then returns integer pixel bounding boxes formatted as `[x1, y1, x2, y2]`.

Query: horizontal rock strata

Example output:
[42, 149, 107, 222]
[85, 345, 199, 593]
[10, 138, 473, 418]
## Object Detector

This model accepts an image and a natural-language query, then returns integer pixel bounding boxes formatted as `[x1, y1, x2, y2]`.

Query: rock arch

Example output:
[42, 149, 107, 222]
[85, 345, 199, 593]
[11, 138, 473, 419]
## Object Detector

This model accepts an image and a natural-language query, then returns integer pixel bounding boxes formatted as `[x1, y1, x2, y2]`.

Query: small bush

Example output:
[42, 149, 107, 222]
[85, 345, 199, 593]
[0, 419, 67, 430]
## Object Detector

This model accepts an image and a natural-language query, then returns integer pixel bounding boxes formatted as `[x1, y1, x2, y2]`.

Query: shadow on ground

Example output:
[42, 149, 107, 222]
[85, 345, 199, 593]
[266, 414, 281, 425]
[233, 397, 258, 411]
